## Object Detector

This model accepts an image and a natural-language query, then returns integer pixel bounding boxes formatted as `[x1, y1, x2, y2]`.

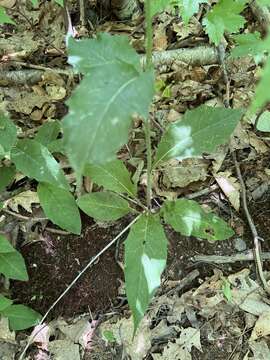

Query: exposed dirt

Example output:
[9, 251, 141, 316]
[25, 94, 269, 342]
[12, 214, 124, 319]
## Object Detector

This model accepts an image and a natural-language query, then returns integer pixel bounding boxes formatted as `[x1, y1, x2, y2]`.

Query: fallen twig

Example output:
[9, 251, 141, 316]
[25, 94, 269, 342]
[1, 46, 218, 87]
[185, 184, 219, 200]
[141, 46, 219, 68]
[165, 269, 200, 296]
[232, 151, 270, 295]
[192, 251, 270, 264]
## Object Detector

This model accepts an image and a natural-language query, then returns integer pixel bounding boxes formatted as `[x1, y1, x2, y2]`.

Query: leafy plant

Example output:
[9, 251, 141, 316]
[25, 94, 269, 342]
[0, 235, 41, 330]
[1, 0, 269, 335]
[0, 6, 15, 25]
[202, 0, 247, 45]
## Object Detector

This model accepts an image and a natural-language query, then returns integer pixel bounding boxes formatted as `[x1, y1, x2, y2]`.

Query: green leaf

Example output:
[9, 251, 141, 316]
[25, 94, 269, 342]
[256, 111, 270, 132]
[68, 33, 141, 73]
[54, 0, 64, 7]
[47, 138, 64, 154]
[150, 0, 171, 17]
[37, 183, 81, 234]
[84, 160, 137, 197]
[30, 0, 39, 6]
[0, 295, 12, 312]
[256, 0, 270, 5]
[250, 56, 270, 113]
[161, 199, 234, 240]
[0, 6, 15, 24]
[102, 330, 116, 343]
[1, 305, 41, 330]
[35, 121, 61, 147]
[231, 32, 265, 58]
[11, 139, 69, 190]
[175, 0, 207, 24]
[202, 0, 246, 45]
[154, 105, 242, 167]
[77, 192, 131, 221]
[125, 214, 167, 332]
[222, 278, 232, 302]
[0, 251, 28, 281]
[0, 234, 16, 253]
[63, 33, 154, 178]
[0, 113, 17, 154]
[0, 165, 15, 192]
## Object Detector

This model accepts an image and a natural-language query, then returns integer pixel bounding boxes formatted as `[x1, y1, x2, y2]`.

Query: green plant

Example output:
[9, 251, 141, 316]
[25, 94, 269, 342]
[1, 0, 269, 335]
[0, 235, 41, 330]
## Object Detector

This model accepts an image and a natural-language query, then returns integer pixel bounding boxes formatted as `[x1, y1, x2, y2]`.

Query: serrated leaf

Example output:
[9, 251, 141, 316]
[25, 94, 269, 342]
[37, 183, 81, 234]
[154, 105, 242, 167]
[0, 235, 16, 253]
[125, 213, 167, 332]
[162, 199, 234, 240]
[0, 295, 12, 312]
[11, 139, 69, 190]
[0, 6, 15, 24]
[203, 0, 246, 45]
[63, 34, 154, 178]
[77, 192, 131, 221]
[1, 305, 41, 330]
[175, 0, 207, 24]
[0, 113, 17, 153]
[0, 165, 15, 192]
[231, 32, 265, 59]
[84, 160, 136, 197]
[35, 121, 61, 147]
[250, 56, 270, 113]
[68, 33, 141, 73]
[0, 251, 28, 280]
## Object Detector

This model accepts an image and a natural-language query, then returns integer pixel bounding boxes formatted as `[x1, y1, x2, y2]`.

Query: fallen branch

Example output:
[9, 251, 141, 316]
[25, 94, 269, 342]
[1, 46, 218, 86]
[141, 46, 219, 68]
[165, 269, 200, 295]
[233, 151, 270, 295]
[192, 251, 270, 264]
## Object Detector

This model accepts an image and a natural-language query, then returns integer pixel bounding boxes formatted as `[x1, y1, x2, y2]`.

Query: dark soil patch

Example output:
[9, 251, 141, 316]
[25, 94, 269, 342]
[12, 209, 240, 321]
[12, 204, 246, 320]
[12, 215, 124, 319]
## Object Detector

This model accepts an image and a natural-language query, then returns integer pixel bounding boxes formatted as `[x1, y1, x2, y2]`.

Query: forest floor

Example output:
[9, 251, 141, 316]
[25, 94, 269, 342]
[1, 0, 270, 359]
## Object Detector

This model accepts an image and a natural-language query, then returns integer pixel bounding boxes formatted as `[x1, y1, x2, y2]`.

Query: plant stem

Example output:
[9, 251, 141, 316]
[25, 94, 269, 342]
[145, 0, 153, 68]
[145, 0, 153, 210]
[145, 121, 152, 210]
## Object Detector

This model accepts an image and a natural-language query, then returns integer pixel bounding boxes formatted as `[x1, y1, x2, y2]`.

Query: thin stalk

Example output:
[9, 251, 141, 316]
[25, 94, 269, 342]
[145, 121, 152, 210]
[145, 0, 153, 68]
[144, 0, 153, 209]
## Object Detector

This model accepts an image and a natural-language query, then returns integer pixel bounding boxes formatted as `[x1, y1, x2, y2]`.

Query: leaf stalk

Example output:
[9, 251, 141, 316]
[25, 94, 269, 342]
[145, 0, 153, 210]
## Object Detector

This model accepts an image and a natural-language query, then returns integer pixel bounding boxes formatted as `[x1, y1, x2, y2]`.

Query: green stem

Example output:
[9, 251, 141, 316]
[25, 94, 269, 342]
[145, 0, 153, 68]
[145, 0, 153, 210]
[145, 120, 152, 210]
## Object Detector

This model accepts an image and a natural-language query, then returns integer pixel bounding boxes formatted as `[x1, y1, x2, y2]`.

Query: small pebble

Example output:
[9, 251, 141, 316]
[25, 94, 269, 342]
[234, 237, 247, 252]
